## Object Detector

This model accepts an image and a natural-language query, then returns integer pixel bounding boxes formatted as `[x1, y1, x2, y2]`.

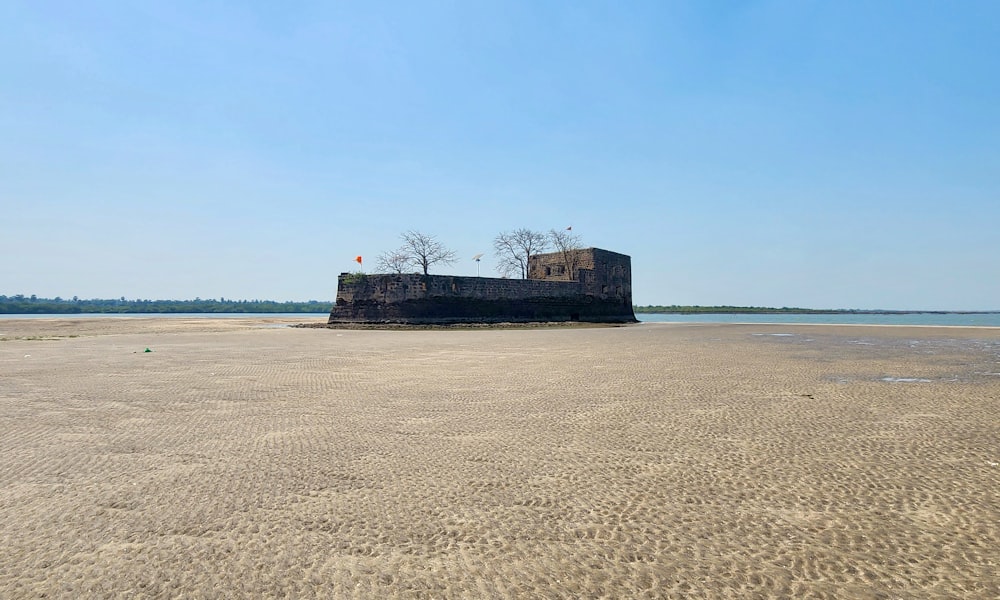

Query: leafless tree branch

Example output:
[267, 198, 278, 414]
[493, 228, 549, 279]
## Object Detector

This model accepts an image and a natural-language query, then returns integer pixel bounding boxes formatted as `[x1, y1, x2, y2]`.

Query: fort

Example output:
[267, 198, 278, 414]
[328, 247, 636, 324]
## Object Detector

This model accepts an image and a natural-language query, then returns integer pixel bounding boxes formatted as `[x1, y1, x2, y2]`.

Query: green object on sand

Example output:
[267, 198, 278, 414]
[144, 348, 152, 353]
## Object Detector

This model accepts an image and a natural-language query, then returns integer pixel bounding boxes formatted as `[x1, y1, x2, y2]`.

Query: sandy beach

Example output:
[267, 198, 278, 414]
[1, 317, 997, 598]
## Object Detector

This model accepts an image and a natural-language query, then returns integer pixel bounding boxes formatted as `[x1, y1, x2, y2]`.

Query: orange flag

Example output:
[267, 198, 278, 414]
[355, 256, 363, 264]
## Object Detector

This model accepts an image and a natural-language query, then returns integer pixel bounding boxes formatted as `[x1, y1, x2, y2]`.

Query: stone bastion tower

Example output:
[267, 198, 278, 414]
[328, 247, 636, 324]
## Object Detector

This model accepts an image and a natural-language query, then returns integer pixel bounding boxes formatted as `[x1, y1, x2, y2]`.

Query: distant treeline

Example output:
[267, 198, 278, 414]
[0, 295, 330, 314]
[636, 305, 860, 314]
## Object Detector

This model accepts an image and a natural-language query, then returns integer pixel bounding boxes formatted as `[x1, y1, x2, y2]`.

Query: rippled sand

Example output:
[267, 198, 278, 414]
[1, 318, 998, 598]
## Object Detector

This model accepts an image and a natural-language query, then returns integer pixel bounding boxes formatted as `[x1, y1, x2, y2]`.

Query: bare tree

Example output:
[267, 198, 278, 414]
[398, 230, 457, 275]
[548, 228, 584, 280]
[376, 249, 411, 274]
[493, 228, 549, 279]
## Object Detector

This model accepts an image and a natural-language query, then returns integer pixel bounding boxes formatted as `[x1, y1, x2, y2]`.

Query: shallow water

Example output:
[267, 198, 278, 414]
[638, 312, 1000, 327]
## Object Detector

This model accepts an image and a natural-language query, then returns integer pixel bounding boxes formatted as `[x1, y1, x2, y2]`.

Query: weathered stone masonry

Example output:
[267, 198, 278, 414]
[328, 247, 636, 324]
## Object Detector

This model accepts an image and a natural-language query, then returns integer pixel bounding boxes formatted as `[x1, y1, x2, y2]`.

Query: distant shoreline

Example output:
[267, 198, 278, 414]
[2, 296, 997, 316]
[3, 308, 999, 316]
[634, 307, 1000, 315]
[0, 297, 329, 315]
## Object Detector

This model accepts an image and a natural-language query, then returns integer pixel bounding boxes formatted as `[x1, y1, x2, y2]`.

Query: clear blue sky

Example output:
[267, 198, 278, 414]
[2, 1, 997, 310]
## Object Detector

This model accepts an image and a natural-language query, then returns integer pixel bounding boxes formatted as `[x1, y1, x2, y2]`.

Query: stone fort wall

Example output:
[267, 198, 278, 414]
[329, 248, 636, 324]
[529, 247, 632, 297]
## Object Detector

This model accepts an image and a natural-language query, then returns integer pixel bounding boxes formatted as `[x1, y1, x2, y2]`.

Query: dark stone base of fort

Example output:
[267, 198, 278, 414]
[328, 295, 637, 325]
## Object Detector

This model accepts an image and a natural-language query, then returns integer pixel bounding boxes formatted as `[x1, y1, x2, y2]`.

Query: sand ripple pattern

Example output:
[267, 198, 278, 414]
[1, 319, 998, 598]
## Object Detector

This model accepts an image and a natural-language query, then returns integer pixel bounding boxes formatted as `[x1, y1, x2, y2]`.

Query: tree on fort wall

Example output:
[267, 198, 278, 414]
[548, 228, 583, 280]
[375, 249, 411, 274]
[493, 228, 548, 279]
[378, 231, 457, 275]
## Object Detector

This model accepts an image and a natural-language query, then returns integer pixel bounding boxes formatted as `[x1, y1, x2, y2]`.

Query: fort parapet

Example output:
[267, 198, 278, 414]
[328, 247, 636, 324]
